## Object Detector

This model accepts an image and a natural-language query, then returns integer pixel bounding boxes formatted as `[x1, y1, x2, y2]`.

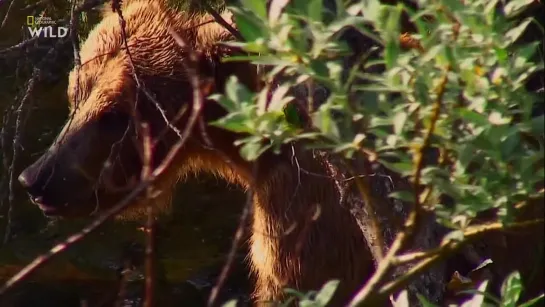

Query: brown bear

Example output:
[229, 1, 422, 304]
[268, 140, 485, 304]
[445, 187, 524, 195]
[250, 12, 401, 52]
[17, 0, 375, 305]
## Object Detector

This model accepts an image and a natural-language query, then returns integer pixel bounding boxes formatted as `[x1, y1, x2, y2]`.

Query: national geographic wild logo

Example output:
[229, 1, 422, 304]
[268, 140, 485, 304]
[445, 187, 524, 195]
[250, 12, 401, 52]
[26, 15, 68, 38]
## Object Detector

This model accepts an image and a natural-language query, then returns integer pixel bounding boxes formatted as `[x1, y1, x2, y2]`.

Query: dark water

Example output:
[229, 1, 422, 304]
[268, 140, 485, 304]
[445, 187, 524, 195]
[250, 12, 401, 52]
[0, 1, 252, 306]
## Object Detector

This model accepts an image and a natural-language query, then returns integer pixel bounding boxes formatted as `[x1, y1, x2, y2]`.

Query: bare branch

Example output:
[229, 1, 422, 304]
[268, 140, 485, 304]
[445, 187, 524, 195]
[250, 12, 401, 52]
[70, 0, 81, 67]
[207, 167, 255, 307]
[3, 69, 38, 244]
[377, 219, 545, 302]
[0, 0, 16, 30]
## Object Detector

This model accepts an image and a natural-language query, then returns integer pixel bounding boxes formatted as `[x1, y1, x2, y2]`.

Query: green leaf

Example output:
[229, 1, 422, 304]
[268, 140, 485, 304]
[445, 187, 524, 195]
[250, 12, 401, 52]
[312, 105, 340, 140]
[495, 47, 509, 64]
[283, 288, 307, 299]
[225, 76, 253, 105]
[503, 0, 534, 18]
[500, 130, 520, 160]
[501, 271, 523, 307]
[416, 294, 440, 307]
[380, 160, 413, 176]
[284, 102, 305, 128]
[458, 109, 490, 127]
[334, 0, 344, 18]
[512, 41, 541, 69]
[421, 45, 444, 64]
[360, 0, 381, 24]
[268, 84, 294, 112]
[211, 113, 253, 134]
[240, 141, 271, 161]
[315, 280, 340, 305]
[307, 0, 323, 22]
[240, 0, 267, 20]
[209, 94, 237, 112]
[503, 18, 532, 47]
[393, 111, 408, 135]
[389, 191, 414, 202]
[458, 144, 476, 170]
[530, 115, 544, 135]
[225, 40, 268, 53]
[384, 39, 399, 69]
[230, 7, 268, 42]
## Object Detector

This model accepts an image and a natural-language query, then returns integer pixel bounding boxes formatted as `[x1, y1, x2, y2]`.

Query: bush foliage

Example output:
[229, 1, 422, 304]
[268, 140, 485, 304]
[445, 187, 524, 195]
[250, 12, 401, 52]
[212, 0, 544, 306]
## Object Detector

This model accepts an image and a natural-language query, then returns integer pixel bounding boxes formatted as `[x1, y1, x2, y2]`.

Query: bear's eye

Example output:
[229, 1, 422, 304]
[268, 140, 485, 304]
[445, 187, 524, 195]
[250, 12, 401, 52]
[98, 110, 130, 131]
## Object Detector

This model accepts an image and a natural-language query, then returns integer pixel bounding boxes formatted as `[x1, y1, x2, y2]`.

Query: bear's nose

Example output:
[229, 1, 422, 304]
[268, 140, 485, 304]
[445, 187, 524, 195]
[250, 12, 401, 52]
[18, 167, 42, 196]
[18, 168, 52, 207]
[18, 170, 32, 189]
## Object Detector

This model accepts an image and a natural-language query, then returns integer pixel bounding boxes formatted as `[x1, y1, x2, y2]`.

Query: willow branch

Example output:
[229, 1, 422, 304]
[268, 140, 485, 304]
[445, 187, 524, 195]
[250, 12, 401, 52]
[377, 219, 545, 301]
[348, 67, 450, 306]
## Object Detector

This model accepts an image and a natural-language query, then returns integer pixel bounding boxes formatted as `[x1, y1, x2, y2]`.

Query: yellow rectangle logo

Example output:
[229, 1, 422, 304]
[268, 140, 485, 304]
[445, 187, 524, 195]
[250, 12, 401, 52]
[27, 16, 34, 27]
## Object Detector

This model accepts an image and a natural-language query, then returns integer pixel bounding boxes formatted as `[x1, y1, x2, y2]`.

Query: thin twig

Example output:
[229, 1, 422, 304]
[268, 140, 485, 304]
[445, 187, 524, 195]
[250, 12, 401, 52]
[3, 70, 37, 244]
[70, 0, 81, 67]
[0, 0, 16, 30]
[140, 123, 156, 307]
[207, 166, 256, 307]
[170, 26, 250, 307]
[0, 179, 148, 295]
[0, 107, 12, 210]
[377, 219, 545, 301]
[113, 4, 188, 143]
[19, 0, 50, 12]
[1, 17, 72, 242]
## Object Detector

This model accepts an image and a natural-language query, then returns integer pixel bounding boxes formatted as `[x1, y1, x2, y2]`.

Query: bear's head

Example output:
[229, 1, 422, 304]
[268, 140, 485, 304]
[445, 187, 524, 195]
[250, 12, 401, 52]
[18, 0, 258, 217]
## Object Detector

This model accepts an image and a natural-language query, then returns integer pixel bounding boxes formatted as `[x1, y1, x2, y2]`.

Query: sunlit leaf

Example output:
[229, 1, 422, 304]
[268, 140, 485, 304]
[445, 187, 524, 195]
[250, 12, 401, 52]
[315, 280, 340, 305]
[503, 18, 532, 47]
[230, 7, 268, 42]
[240, 141, 272, 161]
[504, 0, 534, 18]
[501, 271, 523, 307]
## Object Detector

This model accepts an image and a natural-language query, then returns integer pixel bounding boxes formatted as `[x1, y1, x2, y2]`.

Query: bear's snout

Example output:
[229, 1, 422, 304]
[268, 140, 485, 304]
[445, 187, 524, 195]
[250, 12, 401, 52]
[18, 158, 100, 217]
[18, 111, 144, 217]
[18, 157, 68, 216]
[17, 167, 43, 205]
